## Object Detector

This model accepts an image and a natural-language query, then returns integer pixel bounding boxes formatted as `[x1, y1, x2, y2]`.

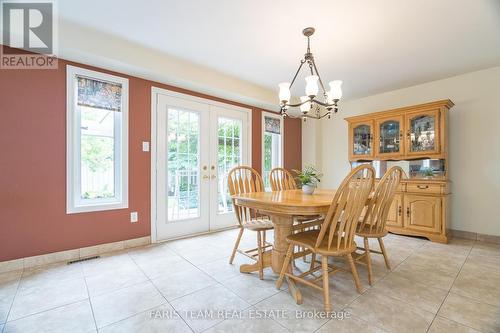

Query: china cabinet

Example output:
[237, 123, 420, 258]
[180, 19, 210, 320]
[346, 100, 454, 243]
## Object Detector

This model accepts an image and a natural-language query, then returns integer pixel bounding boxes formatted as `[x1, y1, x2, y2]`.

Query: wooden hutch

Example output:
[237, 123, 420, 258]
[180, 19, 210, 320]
[345, 100, 453, 243]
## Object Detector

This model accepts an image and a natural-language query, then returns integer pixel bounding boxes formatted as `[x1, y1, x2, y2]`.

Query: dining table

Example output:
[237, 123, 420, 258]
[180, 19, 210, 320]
[232, 189, 336, 304]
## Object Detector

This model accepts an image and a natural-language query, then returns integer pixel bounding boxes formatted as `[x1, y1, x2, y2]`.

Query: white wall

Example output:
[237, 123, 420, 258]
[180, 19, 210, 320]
[309, 66, 500, 236]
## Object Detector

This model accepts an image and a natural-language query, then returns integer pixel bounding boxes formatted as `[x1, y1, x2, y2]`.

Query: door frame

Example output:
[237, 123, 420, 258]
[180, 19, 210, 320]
[150, 87, 252, 243]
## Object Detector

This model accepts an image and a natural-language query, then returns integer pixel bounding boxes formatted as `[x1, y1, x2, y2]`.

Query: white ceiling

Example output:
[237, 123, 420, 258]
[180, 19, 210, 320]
[58, 0, 500, 100]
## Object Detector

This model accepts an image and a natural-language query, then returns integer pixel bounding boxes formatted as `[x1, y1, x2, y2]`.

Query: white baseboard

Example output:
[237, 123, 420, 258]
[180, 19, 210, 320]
[0, 236, 151, 274]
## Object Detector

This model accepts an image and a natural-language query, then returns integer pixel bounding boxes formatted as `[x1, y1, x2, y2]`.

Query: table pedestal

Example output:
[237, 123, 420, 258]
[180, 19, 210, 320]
[239, 213, 302, 304]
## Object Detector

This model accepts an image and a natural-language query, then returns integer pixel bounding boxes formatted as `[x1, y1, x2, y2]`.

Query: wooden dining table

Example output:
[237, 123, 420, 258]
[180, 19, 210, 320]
[232, 189, 336, 303]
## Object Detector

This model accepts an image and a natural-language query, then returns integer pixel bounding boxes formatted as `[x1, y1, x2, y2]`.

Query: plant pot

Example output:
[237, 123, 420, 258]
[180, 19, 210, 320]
[302, 184, 316, 195]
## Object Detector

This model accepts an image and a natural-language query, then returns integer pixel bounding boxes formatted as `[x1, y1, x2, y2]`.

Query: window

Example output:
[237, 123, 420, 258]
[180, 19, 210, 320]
[66, 66, 128, 213]
[262, 112, 283, 190]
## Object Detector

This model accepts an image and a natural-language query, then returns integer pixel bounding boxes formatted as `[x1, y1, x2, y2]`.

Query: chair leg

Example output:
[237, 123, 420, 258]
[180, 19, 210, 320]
[378, 237, 391, 270]
[229, 227, 244, 264]
[364, 237, 373, 286]
[309, 253, 317, 271]
[321, 256, 332, 312]
[257, 231, 264, 280]
[347, 253, 363, 294]
[276, 243, 294, 289]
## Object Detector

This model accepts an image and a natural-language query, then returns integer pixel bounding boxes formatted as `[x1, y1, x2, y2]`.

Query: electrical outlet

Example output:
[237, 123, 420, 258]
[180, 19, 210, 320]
[142, 141, 150, 152]
[130, 212, 138, 223]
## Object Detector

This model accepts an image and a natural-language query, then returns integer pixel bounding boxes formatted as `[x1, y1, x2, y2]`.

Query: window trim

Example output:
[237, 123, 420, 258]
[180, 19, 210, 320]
[261, 111, 284, 188]
[66, 65, 129, 214]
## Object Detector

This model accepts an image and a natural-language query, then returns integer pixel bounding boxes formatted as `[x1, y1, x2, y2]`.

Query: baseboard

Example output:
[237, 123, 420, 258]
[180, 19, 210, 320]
[451, 229, 500, 244]
[0, 236, 151, 274]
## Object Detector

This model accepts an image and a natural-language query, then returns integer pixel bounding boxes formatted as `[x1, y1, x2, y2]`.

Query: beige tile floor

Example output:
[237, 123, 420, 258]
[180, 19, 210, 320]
[1, 230, 499, 333]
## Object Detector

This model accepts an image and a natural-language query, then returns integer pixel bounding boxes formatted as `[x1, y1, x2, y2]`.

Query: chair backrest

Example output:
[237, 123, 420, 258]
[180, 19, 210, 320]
[358, 166, 404, 234]
[269, 168, 297, 191]
[227, 166, 265, 225]
[315, 164, 375, 251]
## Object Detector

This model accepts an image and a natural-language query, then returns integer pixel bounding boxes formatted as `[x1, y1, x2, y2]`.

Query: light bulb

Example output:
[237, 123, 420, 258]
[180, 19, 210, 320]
[305, 75, 319, 97]
[300, 96, 310, 114]
[278, 82, 291, 103]
[327, 80, 343, 103]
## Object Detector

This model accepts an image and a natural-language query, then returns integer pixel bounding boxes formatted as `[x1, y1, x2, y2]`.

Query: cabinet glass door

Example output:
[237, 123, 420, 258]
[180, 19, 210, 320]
[376, 116, 403, 158]
[379, 120, 400, 153]
[407, 111, 439, 154]
[352, 124, 372, 156]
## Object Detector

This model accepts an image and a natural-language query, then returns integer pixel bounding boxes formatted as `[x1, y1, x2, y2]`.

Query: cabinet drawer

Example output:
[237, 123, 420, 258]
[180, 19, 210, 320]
[375, 180, 405, 192]
[406, 183, 442, 194]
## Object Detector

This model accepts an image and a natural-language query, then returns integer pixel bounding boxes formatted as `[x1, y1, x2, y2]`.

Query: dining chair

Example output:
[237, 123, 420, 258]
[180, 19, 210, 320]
[228, 166, 273, 279]
[276, 164, 375, 311]
[269, 167, 297, 191]
[269, 167, 323, 262]
[355, 166, 404, 285]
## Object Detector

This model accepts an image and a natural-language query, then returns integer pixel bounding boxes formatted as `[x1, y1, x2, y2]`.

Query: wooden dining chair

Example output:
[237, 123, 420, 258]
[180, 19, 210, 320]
[228, 166, 273, 279]
[269, 167, 322, 262]
[269, 167, 297, 191]
[276, 165, 375, 311]
[354, 166, 404, 285]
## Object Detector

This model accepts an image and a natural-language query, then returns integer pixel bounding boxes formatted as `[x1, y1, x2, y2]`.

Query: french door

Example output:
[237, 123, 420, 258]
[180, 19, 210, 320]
[153, 91, 250, 241]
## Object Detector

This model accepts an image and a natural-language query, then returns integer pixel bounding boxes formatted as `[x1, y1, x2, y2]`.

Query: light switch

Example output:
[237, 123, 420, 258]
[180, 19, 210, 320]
[130, 212, 138, 223]
[142, 141, 150, 152]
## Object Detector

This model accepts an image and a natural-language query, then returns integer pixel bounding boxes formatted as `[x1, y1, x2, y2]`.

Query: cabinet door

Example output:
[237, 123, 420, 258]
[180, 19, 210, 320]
[405, 109, 440, 157]
[375, 115, 404, 159]
[349, 121, 374, 160]
[404, 194, 441, 233]
[386, 193, 403, 228]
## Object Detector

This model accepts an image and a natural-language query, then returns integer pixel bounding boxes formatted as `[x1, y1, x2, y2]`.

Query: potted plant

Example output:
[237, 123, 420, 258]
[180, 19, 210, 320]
[420, 167, 434, 179]
[293, 165, 323, 194]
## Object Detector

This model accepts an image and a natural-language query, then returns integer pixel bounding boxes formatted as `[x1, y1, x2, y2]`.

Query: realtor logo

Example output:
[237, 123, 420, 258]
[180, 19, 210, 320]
[1, 0, 58, 69]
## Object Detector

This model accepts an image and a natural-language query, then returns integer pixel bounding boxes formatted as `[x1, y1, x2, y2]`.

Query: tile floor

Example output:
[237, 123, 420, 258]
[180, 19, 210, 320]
[1, 230, 499, 333]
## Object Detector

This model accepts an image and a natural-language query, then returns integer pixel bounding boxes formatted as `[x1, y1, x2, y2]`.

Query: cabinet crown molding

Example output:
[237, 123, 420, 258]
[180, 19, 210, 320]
[344, 99, 454, 122]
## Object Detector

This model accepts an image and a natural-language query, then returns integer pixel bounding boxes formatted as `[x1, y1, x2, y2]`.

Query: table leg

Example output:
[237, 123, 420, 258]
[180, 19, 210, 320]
[270, 215, 293, 272]
[271, 214, 302, 304]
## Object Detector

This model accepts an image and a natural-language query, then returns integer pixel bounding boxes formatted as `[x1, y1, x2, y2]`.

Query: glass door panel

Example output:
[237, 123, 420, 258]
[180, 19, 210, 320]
[156, 94, 210, 240]
[353, 124, 372, 156]
[375, 116, 403, 158]
[407, 110, 439, 155]
[167, 109, 200, 221]
[379, 120, 400, 153]
[209, 106, 249, 230]
[217, 117, 242, 214]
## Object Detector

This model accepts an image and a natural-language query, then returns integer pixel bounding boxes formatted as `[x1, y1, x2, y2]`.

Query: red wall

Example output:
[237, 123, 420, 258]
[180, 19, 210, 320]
[0, 55, 301, 262]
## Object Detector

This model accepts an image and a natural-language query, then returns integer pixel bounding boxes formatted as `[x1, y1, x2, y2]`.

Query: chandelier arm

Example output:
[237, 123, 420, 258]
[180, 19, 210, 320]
[311, 60, 328, 96]
[289, 59, 306, 88]
[283, 100, 309, 108]
[280, 108, 331, 120]
[318, 111, 332, 119]
[310, 98, 335, 107]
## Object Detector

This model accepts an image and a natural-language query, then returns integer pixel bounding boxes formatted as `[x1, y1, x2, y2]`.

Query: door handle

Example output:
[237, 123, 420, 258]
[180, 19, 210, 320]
[202, 175, 210, 180]
[211, 175, 217, 180]
[417, 185, 429, 189]
[406, 207, 410, 218]
[398, 206, 402, 216]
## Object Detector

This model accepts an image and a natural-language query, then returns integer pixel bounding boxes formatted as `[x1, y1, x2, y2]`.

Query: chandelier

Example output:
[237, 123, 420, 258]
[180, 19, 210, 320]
[278, 27, 343, 120]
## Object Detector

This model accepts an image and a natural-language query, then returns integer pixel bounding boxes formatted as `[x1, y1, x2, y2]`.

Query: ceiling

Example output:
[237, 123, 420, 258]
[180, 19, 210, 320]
[58, 0, 500, 100]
